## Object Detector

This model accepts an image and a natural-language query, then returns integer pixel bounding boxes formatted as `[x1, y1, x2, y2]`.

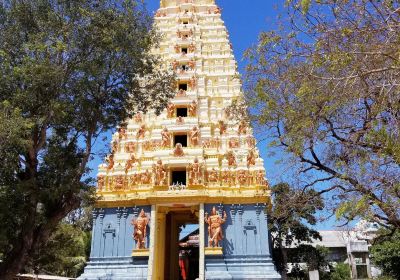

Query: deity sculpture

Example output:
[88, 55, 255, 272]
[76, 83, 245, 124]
[174, 44, 180, 53]
[176, 116, 184, 124]
[189, 77, 197, 89]
[125, 154, 138, 173]
[172, 60, 179, 70]
[238, 120, 248, 135]
[246, 136, 256, 148]
[247, 149, 256, 167]
[190, 126, 200, 146]
[188, 60, 196, 69]
[227, 151, 237, 167]
[115, 176, 125, 190]
[107, 154, 115, 171]
[214, 7, 222, 14]
[238, 170, 248, 185]
[189, 157, 202, 185]
[255, 170, 267, 186]
[125, 142, 135, 153]
[118, 127, 127, 140]
[161, 127, 171, 148]
[112, 141, 118, 153]
[207, 168, 219, 183]
[131, 209, 149, 249]
[205, 207, 227, 247]
[218, 120, 227, 135]
[136, 125, 146, 139]
[167, 103, 175, 118]
[228, 138, 239, 149]
[188, 43, 196, 53]
[97, 176, 105, 191]
[141, 170, 152, 185]
[189, 100, 197, 117]
[177, 89, 186, 97]
[153, 159, 167, 186]
[173, 143, 185, 157]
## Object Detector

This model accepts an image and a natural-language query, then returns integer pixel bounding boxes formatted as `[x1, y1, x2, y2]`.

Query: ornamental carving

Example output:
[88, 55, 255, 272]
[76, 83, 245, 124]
[189, 77, 197, 89]
[188, 43, 196, 53]
[247, 149, 256, 167]
[218, 120, 227, 135]
[118, 127, 127, 140]
[207, 168, 219, 183]
[136, 125, 146, 139]
[134, 112, 143, 123]
[97, 176, 105, 191]
[176, 116, 184, 124]
[125, 154, 138, 173]
[125, 142, 136, 153]
[173, 143, 185, 157]
[246, 136, 256, 148]
[189, 100, 197, 117]
[228, 138, 239, 149]
[227, 151, 237, 167]
[107, 154, 115, 171]
[114, 176, 125, 190]
[161, 127, 171, 148]
[238, 170, 249, 185]
[153, 159, 167, 186]
[167, 103, 175, 118]
[255, 170, 266, 186]
[189, 157, 202, 185]
[238, 120, 248, 135]
[174, 44, 180, 53]
[131, 209, 149, 249]
[190, 126, 200, 146]
[140, 170, 152, 185]
[177, 89, 187, 97]
[205, 206, 227, 247]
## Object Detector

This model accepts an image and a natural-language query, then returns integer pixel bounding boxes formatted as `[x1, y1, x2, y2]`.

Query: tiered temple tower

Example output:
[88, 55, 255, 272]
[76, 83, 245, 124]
[79, 0, 280, 279]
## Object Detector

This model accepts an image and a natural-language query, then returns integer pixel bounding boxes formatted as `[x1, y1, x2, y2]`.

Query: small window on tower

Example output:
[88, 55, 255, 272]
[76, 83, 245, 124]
[171, 170, 186, 186]
[174, 134, 188, 147]
[176, 107, 188, 117]
[183, 20, 189, 25]
[179, 83, 188, 91]
[181, 47, 188, 54]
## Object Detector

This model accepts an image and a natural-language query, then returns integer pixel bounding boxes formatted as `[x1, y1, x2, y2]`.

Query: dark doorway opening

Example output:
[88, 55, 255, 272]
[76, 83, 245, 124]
[177, 107, 188, 117]
[179, 83, 188, 91]
[182, 47, 188, 54]
[174, 134, 188, 147]
[164, 211, 199, 280]
[171, 170, 186, 186]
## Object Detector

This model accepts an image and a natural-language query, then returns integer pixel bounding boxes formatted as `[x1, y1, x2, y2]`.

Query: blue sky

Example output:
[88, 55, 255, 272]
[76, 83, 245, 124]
[89, 0, 340, 231]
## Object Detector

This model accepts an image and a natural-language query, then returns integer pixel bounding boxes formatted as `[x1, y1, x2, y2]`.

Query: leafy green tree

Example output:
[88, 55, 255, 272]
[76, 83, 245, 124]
[245, 0, 400, 229]
[330, 263, 351, 280]
[0, 0, 175, 279]
[371, 230, 400, 279]
[268, 183, 324, 279]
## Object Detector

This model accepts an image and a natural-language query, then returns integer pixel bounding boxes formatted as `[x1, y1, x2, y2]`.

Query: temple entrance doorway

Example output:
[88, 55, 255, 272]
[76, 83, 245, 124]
[163, 208, 199, 280]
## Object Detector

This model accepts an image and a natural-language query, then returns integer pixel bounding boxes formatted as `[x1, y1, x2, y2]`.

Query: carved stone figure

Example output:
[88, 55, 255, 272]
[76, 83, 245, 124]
[173, 143, 185, 157]
[188, 60, 196, 69]
[247, 149, 256, 167]
[238, 170, 248, 185]
[176, 116, 184, 124]
[189, 157, 202, 185]
[107, 154, 115, 171]
[214, 7, 222, 14]
[246, 136, 256, 148]
[189, 100, 197, 117]
[218, 120, 227, 135]
[227, 151, 237, 167]
[97, 176, 105, 191]
[207, 168, 219, 183]
[189, 77, 197, 89]
[177, 89, 186, 97]
[238, 120, 248, 135]
[174, 44, 180, 53]
[228, 138, 239, 149]
[125, 154, 138, 173]
[137, 125, 146, 139]
[256, 171, 267, 186]
[188, 43, 196, 53]
[153, 159, 167, 186]
[172, 60, 179, 70]
[167, 103, 175, 118]
[125, 142, 136, 153]
[190, 126, 200, 146]
[141, 170, 152, 185]
[161, 127, 171, 148]
[205, 207, 227, 247]
[112, 141, 118, 153]
[115, 176, 125, 190]
[118, 127, 127, 140]
[131, 209, 149, 249]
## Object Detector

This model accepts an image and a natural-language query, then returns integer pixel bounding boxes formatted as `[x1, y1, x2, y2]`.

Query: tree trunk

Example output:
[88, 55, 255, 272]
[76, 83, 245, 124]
[281, 247, 288, 280]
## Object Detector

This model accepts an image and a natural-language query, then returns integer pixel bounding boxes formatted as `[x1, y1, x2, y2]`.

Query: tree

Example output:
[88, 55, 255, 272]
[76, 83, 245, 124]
[0, 0, 175, 279]
[371, 230, 400, 279]
[267, 183, 324, 279]
[330, 263, 351, 280]
[245, 0, 400, 229]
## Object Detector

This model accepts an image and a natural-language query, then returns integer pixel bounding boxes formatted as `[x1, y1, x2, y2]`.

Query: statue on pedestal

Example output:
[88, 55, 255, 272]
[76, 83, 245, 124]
[189, 157, 202, 185]
[161, 127, 171, 148]
[190, 126, 200, 146]
[173, 143, 185, 157]
[189, 100, 197, 117]
[205, 207, 227, 247]
[153, 159, 167, 186]
[131, 209, 149, 249]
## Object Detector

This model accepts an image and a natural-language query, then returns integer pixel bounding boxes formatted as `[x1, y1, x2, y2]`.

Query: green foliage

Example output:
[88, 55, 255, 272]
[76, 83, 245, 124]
[0, 0, 175, 278]
[330, 263, 351, 280]
[371, 230, 400, 279]
[268, 183, 324, 279]
[246, 0, 400, 230]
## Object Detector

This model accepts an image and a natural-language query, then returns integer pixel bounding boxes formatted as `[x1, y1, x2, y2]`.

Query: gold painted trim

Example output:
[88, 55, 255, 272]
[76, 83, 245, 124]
[205, 247, 223, 255]
[132, 249, 150, 257]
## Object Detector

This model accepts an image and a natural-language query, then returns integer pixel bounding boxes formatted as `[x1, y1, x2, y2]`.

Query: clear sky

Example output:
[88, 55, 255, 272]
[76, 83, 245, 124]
[89, 0, 340, 231]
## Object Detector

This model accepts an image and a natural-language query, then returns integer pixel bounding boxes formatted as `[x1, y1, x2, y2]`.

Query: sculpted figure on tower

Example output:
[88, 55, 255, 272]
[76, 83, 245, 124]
[153, 159, 167, 186]
[190, 126, 200, 146]
[205, 207, 227, 247]
[161, 127, 171, 148]
[131, 209, 149, 250]
[189, 157, 202, 185]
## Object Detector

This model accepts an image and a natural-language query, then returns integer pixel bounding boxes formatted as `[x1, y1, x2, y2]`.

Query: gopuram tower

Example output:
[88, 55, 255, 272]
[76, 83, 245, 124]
[79, 0, 280, 279]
